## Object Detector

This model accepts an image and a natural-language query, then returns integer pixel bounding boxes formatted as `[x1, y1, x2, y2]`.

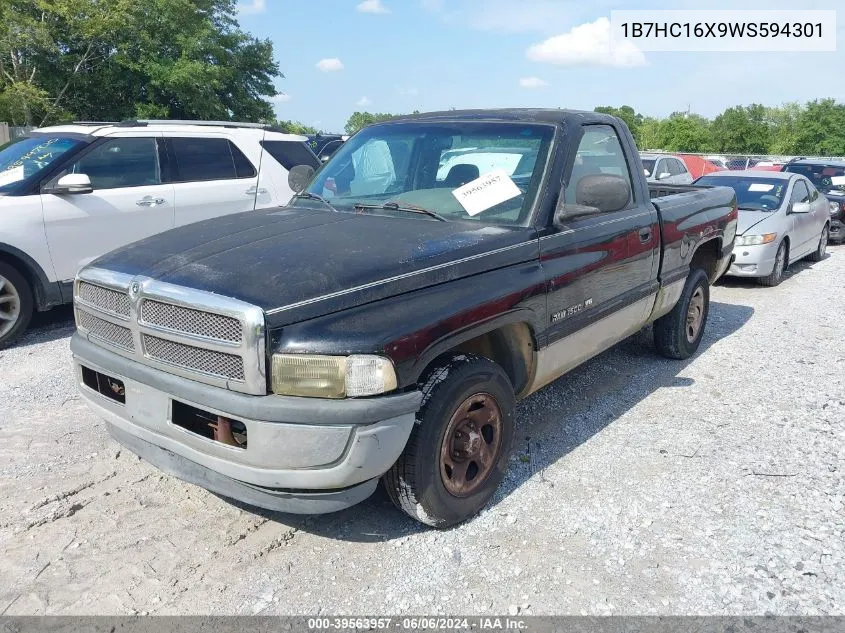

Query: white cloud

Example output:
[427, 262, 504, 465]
[237, 0, 265, 15]
[526, 17, 646, 67]
[519, 77, 548, 88]
[399, 87, 420, 96]
[357, 0, 390, 14]
[316, 58, 344, 72]
[270, 93, 291, 103]
[356, 96, 372, 106]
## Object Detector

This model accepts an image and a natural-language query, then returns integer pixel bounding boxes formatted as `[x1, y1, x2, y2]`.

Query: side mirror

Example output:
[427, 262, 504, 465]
[52, 173, 93, 194]
[555, 174, 631, 223]
[657, 172, 671, 181]
[791, 201, 811, 214]
[288, 164, 316, 193]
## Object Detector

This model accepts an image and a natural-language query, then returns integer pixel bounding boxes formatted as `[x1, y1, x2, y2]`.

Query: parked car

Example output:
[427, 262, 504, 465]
[677, 154, 725, 179]
[0, 120, 320, 347]
[71, 109, 737, 527]
[781, 159, 845, 243]
[307, 133, 348, 163]
[639, 152, 693, 184]
[693, 171, 830, 286]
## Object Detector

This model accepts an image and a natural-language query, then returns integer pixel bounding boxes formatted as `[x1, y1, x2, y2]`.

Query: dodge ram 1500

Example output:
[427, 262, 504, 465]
[71, 109, 737, 527]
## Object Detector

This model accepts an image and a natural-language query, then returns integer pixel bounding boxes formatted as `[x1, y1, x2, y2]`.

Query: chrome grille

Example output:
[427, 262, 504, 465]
[74, 269, 266, 394]
[142, 335, 246, 381]
[140, 300, 242, 343]
[77, 282, 130, 317]
[76, 310, 135, 351]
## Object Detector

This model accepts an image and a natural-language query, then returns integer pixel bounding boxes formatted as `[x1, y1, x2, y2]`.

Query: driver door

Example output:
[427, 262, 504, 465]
[42, 133, 174, 282]
[788, 179, 813, 257]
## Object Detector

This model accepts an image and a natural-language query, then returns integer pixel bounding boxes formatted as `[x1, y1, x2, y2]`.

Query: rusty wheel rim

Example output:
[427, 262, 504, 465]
[439, 393, 503, 498]
[686, 286, 705, 343]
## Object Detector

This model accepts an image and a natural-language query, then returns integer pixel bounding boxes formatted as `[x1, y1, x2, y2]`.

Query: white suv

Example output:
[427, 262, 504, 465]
[0, 120, 320, 347]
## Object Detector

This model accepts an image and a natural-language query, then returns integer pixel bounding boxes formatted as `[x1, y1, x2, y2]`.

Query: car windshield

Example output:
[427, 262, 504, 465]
[641, 159, 656, 177]
[301, 121, 555, 226]
[0, 135, 84, 192]
[783, 163, 845, 193]
[695, 175, 787, 211]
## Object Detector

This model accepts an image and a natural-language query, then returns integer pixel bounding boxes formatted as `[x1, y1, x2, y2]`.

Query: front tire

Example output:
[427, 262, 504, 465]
[383, 353, 515, 528]
[808, 224, 829, 262]
[0, 262, 34, 350]
[654, 268, 710, 360]
[759, 240, 787, 286]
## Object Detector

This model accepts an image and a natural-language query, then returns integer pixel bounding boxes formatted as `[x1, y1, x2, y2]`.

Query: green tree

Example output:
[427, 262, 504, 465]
[273, 119, 320, 135]
[344, 111, 399, 134]
[765, 103, 802, 154]
[656, 112, 712, 152]
[0, 0, 282, 125]
[792, 99, 845, 155]
[594, 105, 644, 145]
[710, 104, 770, 154]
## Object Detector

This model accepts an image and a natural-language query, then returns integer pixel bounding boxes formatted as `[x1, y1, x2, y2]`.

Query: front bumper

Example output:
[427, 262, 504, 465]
[726, 238, 780, 278]
[72, 334, 422, 514]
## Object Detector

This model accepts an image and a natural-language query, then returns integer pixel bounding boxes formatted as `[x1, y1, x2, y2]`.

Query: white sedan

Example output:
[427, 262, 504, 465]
[693, 170, 831, 286]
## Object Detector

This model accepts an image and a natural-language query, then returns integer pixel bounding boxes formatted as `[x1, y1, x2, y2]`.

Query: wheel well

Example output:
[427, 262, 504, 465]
[690, 239, 721, 284]
[444, 322, 536, 397]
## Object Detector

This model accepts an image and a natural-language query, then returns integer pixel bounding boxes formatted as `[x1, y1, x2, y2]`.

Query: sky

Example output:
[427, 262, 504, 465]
[235, 0, 844, 133]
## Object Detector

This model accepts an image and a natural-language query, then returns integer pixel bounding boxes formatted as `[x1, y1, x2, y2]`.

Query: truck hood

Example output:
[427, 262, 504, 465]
[90, 207, 537, 327]
[737, 210, 777, 235]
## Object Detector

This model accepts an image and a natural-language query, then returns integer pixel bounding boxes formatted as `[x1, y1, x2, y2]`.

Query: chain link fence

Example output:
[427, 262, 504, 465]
[642, 150, 845, 170]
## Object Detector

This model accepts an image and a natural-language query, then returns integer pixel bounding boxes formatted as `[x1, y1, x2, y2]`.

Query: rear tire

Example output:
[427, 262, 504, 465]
[383, 353, 515, 528]
[654, 268, 710, 360]
[758, 241, 787, 286]
[0, 262, 34, 350]
[808, 224, 829, 262]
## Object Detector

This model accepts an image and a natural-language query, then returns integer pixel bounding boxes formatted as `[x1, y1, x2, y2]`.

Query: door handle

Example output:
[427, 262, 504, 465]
[136, 197, 166, 207]
[245, 186, 268, 196]
[639, 228, 652, 243]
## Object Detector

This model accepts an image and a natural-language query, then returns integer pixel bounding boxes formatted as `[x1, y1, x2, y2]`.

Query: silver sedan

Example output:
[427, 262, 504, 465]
[693, 170, 831, 286]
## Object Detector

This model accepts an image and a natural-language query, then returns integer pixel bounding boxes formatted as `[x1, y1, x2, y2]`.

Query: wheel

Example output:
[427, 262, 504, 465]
[808, 224, 829, 262]
[383, 353, 515, 528]
[758, 240, 787, 287]
[654, 268, 710, 360]
[0, 262, 34, 350]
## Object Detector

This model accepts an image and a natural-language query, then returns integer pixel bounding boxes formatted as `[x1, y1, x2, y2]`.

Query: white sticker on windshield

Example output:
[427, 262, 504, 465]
[0, 165, 25, 187]
[830, 175, 845, 186]
[452, 169, 521, 216]
[748, 183, 775, 192]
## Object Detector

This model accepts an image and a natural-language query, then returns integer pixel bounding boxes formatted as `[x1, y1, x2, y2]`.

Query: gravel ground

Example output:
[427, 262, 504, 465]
[1, 246, 843, 616]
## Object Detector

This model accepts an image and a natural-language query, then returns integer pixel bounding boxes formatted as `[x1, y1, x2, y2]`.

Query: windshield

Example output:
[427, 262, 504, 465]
[695, 175, 787, 211]
[302, 121, 555, 226]
[641, 159, 656, 177]
[783, 163, 845, 193]
[0, 135, 84, 192]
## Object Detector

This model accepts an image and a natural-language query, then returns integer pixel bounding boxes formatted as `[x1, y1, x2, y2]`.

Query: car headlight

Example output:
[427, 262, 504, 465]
[831, 201, 840, 215]
[735, 233, 777, 246]
[271, 354, 397, 398]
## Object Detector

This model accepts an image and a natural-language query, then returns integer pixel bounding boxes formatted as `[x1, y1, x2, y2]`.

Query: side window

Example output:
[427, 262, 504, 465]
[790, 180, 810, 204]
[565, 124, 633, 206]
[808, 181, 819, 201]
[170, 137, 256, 182]
[69, 137, 160, 190]
[673, 159, 687, 175]
[260, 140, 320, 170]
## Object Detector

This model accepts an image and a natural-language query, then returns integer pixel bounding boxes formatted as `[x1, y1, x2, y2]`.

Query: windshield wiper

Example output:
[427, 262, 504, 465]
[294, 191, 338, 212]
[353, 201, 448, 222]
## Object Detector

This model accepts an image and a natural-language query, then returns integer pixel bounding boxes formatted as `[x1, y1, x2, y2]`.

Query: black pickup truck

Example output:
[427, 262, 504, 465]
[71, 109, 737, 527]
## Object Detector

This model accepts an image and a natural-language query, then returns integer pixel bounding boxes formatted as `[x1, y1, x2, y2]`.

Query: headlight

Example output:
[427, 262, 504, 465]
[831, 201, 841, 215]
[735, 233, 777, 246]
[271, 354, 397, 398]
